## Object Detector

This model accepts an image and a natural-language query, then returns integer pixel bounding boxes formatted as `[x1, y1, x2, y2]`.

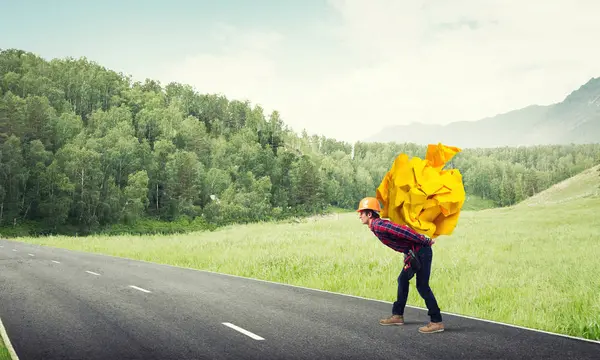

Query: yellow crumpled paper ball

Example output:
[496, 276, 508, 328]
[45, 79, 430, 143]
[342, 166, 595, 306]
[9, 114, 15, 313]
[375, 143, 465, 238]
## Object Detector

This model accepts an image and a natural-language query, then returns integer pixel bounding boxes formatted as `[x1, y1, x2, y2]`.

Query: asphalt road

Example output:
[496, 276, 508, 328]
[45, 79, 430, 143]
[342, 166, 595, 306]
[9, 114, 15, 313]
[1, 239, 599, 360]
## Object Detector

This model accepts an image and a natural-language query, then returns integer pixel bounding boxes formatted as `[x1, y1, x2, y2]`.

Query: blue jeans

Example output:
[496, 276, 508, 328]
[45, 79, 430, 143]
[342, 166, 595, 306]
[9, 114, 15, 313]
[392, 246, 443, 323]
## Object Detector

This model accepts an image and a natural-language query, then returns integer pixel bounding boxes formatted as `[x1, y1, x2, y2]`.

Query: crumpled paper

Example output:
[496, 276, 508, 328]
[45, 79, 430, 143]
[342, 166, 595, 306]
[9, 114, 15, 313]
[375, 143, 465, 238]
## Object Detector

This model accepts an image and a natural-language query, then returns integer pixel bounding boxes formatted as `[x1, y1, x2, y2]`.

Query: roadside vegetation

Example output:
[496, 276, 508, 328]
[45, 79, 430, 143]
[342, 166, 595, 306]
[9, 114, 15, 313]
[1, 49, 599, 237]
[0, 334, 12, 360]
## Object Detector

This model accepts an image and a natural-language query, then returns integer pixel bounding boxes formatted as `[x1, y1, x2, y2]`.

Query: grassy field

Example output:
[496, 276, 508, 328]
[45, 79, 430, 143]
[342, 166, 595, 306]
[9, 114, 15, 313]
[0, 329, 13, 360]
[10, 165, 600, 341]
[461, 194, 496, 210]
[0, 346, 10, 360]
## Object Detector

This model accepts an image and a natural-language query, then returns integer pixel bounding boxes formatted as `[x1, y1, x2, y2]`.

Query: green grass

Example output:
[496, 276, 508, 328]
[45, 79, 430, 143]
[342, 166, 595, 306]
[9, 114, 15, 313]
[462, 194, 497, 210]
[0, 348, 10, 360]
[11, 166, 600, 341]
[0, 333, 12, 360]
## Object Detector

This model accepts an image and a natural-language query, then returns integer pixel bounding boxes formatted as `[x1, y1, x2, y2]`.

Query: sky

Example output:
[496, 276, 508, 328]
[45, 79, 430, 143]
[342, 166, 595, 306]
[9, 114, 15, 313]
[2, 0, 600, 143]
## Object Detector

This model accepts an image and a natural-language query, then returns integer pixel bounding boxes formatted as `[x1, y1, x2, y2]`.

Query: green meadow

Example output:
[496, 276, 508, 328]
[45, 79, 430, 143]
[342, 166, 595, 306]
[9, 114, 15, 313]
[11, 165, 600, 341]
[0, 331, 12, 360]
[0, 346, 10, 360]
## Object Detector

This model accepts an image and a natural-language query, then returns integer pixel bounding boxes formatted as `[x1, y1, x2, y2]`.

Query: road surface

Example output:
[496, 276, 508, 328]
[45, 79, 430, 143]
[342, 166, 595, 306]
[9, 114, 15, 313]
[1, 238, 599, 360]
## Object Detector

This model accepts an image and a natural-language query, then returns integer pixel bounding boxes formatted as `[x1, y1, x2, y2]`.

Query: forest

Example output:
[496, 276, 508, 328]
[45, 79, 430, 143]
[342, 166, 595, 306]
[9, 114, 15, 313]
[1, 48, 599, 236]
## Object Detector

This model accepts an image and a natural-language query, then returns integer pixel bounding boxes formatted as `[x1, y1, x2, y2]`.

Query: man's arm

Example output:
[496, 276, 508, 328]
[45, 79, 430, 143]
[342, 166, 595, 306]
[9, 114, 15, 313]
[375, 220, 433, 246]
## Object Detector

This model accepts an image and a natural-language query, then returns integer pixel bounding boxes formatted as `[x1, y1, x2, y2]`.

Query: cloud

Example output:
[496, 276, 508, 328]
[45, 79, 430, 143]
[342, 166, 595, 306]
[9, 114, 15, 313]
[160, 1, 600, 143]
[323, 0, 600, 124]
[160, 23, 284, 104]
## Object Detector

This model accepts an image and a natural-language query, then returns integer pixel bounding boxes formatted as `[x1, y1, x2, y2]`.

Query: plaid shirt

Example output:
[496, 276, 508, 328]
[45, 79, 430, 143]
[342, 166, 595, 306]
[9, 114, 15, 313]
[369, 218, 433, 267]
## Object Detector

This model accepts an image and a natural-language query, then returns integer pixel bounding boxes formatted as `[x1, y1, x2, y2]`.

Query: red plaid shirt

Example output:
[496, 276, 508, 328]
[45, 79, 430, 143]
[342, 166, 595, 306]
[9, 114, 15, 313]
[369, 218, 433, 267]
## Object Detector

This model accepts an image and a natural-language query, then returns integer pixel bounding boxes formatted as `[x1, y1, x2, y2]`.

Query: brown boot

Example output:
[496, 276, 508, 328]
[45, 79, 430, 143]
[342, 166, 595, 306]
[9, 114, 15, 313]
[418, 322, 444, 333]
[379, 315, 404, 326]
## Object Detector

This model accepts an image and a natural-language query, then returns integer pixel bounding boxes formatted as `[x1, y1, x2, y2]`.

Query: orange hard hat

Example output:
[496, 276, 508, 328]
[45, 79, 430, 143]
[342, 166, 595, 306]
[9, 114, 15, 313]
[357, 197, 381, 212]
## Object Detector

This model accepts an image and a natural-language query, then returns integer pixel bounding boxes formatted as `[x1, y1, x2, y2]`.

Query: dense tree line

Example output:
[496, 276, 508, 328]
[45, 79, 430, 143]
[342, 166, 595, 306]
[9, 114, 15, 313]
[1, 49, 599, 235]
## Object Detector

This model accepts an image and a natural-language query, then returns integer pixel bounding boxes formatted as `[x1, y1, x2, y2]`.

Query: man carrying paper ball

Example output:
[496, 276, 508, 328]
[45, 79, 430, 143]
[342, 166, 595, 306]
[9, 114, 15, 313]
[357, 196, 444, 334]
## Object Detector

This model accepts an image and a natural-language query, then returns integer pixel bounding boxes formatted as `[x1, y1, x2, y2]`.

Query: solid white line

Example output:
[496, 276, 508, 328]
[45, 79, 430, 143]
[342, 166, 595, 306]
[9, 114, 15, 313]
[0, 314, 20, 360]
[28, 254, 35, 257]
[222, 322, 265, 341]
[5, 240, 599, 345]
[85, 271, 100, 276]
[129, 285, 151, 293]
[52, 260, 61, 264]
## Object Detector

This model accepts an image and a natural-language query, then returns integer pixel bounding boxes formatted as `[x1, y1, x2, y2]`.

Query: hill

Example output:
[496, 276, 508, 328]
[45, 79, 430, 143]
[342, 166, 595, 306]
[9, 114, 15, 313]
[364, 78, 600, 148]
[518, 164, 600, 207]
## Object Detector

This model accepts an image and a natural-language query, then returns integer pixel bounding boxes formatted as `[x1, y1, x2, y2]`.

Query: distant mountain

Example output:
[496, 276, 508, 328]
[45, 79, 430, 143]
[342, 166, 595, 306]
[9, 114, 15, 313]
[363, 77, 600, 148]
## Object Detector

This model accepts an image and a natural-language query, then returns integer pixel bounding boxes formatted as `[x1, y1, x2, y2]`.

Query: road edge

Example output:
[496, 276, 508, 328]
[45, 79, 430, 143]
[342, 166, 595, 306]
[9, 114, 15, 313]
[0, 315, 19, 360]
[4, 239, 600, 345]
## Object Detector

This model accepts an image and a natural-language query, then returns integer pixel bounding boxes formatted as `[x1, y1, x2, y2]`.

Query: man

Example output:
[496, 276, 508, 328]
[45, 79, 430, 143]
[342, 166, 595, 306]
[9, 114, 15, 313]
[357, 197, 444, 334]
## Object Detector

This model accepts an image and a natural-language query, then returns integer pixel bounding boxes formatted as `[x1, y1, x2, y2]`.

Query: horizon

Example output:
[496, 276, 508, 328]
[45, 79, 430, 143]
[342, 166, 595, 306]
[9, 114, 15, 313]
[2, 0, 600, 143]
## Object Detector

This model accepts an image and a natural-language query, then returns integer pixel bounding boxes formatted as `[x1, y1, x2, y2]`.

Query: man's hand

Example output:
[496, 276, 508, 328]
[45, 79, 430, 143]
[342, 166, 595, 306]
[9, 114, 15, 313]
[430, 238, 436, 245]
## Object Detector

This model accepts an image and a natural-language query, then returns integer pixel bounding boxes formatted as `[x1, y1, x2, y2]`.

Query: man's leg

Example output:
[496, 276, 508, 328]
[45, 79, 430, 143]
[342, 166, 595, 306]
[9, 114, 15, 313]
[380, 263, 414, 325]
[415, 247, 444, 332]
[393, 265, 414, 315]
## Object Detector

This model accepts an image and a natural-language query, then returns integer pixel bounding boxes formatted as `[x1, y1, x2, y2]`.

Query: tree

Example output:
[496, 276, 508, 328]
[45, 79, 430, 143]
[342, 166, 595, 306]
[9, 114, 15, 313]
[2, 47, 599, 234]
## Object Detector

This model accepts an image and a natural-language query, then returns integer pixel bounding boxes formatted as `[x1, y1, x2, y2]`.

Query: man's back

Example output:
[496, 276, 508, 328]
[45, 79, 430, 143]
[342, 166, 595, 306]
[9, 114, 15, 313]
[369, 217, 432, 254]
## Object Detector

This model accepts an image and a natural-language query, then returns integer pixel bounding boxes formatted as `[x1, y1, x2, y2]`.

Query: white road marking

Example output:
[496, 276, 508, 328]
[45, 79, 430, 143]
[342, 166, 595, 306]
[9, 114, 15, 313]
[129, 285, 151, 293]
[0, 245, 3, 248]
[52, 260, 61, 264]
[85, 271, 101, 276]
[28, 253, 35, 257]
[222, 322, 265, 341]
[12, 249, 17, 252]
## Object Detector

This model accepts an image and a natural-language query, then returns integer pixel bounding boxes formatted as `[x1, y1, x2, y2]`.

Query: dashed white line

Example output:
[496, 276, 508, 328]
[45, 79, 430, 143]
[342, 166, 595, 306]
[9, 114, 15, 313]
[12, 249, 17, 252]
[222, 322, 265, 341]
[85, 271, 101, 276]
[28, 253, 35, 257]
[52, 260, 61, 264]
[0, 245, 3, 248]
[129, 285, 151, 293]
